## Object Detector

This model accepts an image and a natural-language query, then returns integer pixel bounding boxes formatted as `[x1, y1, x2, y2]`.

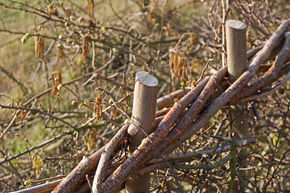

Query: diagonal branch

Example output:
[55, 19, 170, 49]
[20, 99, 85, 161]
[92, 123, 129, 193]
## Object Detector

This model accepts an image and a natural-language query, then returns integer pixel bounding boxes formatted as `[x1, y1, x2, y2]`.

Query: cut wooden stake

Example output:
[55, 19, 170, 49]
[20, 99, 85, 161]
[226, 19, 248, 192]
[126, 71, 158, 193]
[226, 20, 247, 79]
[225, 19, 248, 139]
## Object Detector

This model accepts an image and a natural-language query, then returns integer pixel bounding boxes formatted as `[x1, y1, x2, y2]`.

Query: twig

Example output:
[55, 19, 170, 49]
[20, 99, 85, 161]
[196, 59, 214, 85]
[176, 153, 232, 170]
[0, 105, 75, 129]
[159, 155, 186, 193]
[0, 65, 30, 97]
[82, 72, 133, 91]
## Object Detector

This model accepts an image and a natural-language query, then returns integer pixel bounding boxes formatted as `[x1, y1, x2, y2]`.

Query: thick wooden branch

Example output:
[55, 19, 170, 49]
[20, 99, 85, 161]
[157, 88, 190, 110]
[92, 123, 129, 193]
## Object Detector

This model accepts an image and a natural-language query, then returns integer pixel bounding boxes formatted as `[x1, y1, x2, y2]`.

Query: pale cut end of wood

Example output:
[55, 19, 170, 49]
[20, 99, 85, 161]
[226, 20, 247, 30]
[135, 71, 158, 87]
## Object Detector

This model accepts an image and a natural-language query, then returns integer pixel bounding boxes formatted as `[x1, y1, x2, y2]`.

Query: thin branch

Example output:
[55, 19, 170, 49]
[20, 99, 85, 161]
[0, 131, 73, 165]
[0, 105, 75, 129]
[0, 65, 30, 97]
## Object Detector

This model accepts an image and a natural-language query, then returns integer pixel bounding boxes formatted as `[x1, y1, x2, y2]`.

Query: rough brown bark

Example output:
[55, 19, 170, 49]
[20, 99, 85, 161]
[92, 124, 129, 193]
[156, 88, 190, 110]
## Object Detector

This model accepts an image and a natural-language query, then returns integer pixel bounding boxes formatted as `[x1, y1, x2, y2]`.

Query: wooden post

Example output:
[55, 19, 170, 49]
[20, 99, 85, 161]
[125, 71, 158, 193]
[226, 20, 248, 192]
[226, 20, 247, 77]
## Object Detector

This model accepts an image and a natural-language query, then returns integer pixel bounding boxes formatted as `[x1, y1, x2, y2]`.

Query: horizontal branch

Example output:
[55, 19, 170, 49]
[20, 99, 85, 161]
[13, 179, 63, 193]
[157, 88, 190, 109]
[0, 105, 75, 129]
[137, 138, 255, 175]
[0, 131, 73, 165]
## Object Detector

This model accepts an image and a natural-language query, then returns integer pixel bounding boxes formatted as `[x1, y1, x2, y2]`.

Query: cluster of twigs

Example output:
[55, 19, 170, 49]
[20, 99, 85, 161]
[0, 1, 289, 192]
